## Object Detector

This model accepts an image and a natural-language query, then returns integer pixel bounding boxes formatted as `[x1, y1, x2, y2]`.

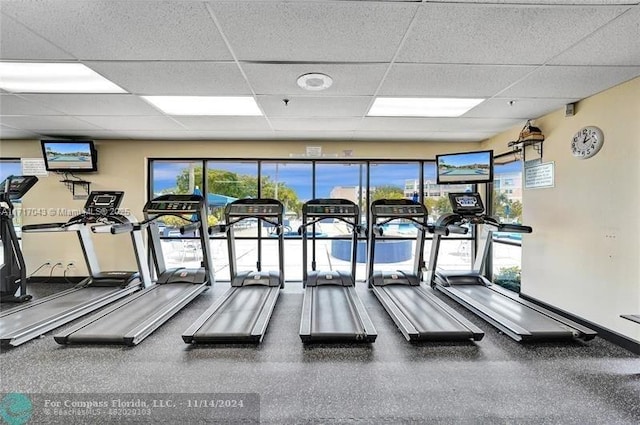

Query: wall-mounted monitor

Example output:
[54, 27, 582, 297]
[41, 140, 97, 172]
[436, 149, 494, 184]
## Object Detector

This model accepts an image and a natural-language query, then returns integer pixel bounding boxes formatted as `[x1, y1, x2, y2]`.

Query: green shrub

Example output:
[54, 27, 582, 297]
[494, 265, 521, 293]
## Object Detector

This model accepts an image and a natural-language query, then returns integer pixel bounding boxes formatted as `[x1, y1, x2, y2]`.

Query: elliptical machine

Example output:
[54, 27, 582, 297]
[0, 175, 38, 303]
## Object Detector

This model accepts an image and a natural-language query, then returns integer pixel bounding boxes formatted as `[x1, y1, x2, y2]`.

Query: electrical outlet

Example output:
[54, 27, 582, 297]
[66, 262, 76, 269]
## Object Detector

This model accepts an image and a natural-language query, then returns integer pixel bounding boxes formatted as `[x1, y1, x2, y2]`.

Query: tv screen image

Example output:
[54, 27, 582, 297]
[436, 150, 493, 184]
[41, 140, 97, 172]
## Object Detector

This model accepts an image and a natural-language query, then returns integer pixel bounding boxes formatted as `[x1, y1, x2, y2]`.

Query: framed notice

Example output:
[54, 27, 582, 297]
[21, 158, 48, 176]
[305, 146, 322, 157]
[524, 161, 554, 189]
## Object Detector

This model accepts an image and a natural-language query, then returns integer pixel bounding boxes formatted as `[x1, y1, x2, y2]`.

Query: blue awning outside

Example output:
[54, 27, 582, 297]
[207, 193, 238, 207]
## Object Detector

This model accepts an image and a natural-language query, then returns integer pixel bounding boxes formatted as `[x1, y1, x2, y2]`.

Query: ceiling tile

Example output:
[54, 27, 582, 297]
[273, 131, 355, 141]
[257, 96, 371, 118]
[464, 97, 577, 119]
[398, 3, 629, 64]
[1, 1, 232, 60]
[352, 131, 494, 143]
[0, 125, 41, 139]
[75, 116, 186, 131]
[0, 116, 104, 131]
[171, 116, 271, 131]
[0, 13, 74, 60]
[551, 6, 640, 66]
[360, 117, 522, 133]
[269, 118, 363, 132]
[17, 94, 162, 116]
[104, 131, 277, 141]
[243, 63, 388, 96]
[211, 2, 417, 61]
[0, 94, 64, 115]
[86, 62, 252, 96]
[499, 65, 640, 98]
[380, 64, 537, 97]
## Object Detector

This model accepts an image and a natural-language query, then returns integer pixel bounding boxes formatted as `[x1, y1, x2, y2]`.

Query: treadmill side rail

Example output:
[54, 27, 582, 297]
[489, 284, 597, 340]
[1, 285, 140, 347]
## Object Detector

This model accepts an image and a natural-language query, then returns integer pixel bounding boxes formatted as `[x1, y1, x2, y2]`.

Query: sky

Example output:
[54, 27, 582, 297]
[437, 151, 491, 167]
[43, 142, 92, 155]
[152, 160, 521, 201]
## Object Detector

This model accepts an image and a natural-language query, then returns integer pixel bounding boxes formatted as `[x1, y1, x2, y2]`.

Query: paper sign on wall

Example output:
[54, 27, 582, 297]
[21, 158, 48, 176]
[306, 146, 322, 157]
[524, 161, 554, 189]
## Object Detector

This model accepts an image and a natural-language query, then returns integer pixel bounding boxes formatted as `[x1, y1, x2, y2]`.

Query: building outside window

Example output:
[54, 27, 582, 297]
[491, 158, 524, 292]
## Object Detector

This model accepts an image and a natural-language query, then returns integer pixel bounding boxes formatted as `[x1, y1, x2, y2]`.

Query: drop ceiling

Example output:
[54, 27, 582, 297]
[1, 0, 639, 142]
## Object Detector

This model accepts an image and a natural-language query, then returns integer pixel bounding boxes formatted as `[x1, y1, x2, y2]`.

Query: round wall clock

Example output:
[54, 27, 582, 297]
[571, 126, 604, 159]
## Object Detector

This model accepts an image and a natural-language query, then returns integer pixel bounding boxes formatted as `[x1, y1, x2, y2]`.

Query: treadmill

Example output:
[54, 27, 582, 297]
[367, 199, 484, 342]
[299, 199, 376, 343]
[1, 175, 38, 303]
[430, 192, 597, 342]
[182, 198, 284, 344]
[55, 194, 213, 346]
[0, 191, 149, 347]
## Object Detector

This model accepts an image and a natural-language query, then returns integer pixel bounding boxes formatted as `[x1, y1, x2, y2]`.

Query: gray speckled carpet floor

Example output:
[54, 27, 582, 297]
[1, 281, 639, 424]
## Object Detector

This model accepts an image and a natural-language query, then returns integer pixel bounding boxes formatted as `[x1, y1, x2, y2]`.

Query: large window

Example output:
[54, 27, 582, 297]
[491, 157, 524, 292]
[150, 160, 208, 272]
[314, 162, 368, 280]
[149, 159, 477, 283]
[422, 162, 474, 272]
[368, 162, 421, 274]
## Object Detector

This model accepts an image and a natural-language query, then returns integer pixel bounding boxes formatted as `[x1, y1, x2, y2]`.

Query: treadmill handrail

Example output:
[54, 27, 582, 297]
[226, 215, 281, 228]
[298, 215, 358, 234]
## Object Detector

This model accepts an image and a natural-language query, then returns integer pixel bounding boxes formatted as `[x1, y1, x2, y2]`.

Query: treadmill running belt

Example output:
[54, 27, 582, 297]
[310, 286, 361, 336]
[65, 285, 191, 342]
[382, 285, 474, 337]
[193, 286, 272, 338]
[451, 285, 573, 337]
[0, 287, 123, 336]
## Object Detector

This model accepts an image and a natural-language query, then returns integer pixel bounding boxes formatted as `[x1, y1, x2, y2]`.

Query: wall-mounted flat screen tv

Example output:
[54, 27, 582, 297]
[41, 140, 97, 172]
[436, 149, 493, 184]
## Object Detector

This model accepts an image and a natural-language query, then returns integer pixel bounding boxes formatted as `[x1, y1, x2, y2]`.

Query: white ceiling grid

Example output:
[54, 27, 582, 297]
[0, 0, 638, 142]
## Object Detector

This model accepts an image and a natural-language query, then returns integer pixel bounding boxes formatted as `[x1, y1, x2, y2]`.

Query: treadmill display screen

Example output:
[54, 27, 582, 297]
[147, 201, 199, 213]
[84, 191, 124, 216]
[228, 204, 282, 216]
[449, 193, 485, 215]
[374, 205, 425, 217]
[93, 195, 116, 206]
[1, 175, 38, 199]
[306, 204, 356, 217]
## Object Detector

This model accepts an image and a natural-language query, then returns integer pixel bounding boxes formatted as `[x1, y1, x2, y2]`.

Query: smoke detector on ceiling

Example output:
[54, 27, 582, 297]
[297, 73, 333, 91]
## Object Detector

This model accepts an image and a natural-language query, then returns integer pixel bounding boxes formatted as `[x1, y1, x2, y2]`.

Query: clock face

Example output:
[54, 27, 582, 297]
[571, 126, 604, 159]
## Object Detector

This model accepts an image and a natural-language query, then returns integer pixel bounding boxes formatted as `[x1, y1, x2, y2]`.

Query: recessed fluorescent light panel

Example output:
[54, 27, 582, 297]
[143, 96, 263, 116]
[0, 62, 126, 93]
[368, 97, 484, 117]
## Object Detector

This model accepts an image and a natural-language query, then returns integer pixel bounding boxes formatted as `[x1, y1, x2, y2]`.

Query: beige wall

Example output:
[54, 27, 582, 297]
[0, 138, 479, 277]
[483, 76, 640, 342]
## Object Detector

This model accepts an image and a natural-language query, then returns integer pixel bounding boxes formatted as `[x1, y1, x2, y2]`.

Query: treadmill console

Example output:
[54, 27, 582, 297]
[226, 198, 283, 217]
[304, 199, 357, 217]
[448, 192, 485, 216]
[1, 175, 38, 200]
[145, 194, 205, 214]
[84, 191, 124, 217]
[371, 199, 426, 218]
